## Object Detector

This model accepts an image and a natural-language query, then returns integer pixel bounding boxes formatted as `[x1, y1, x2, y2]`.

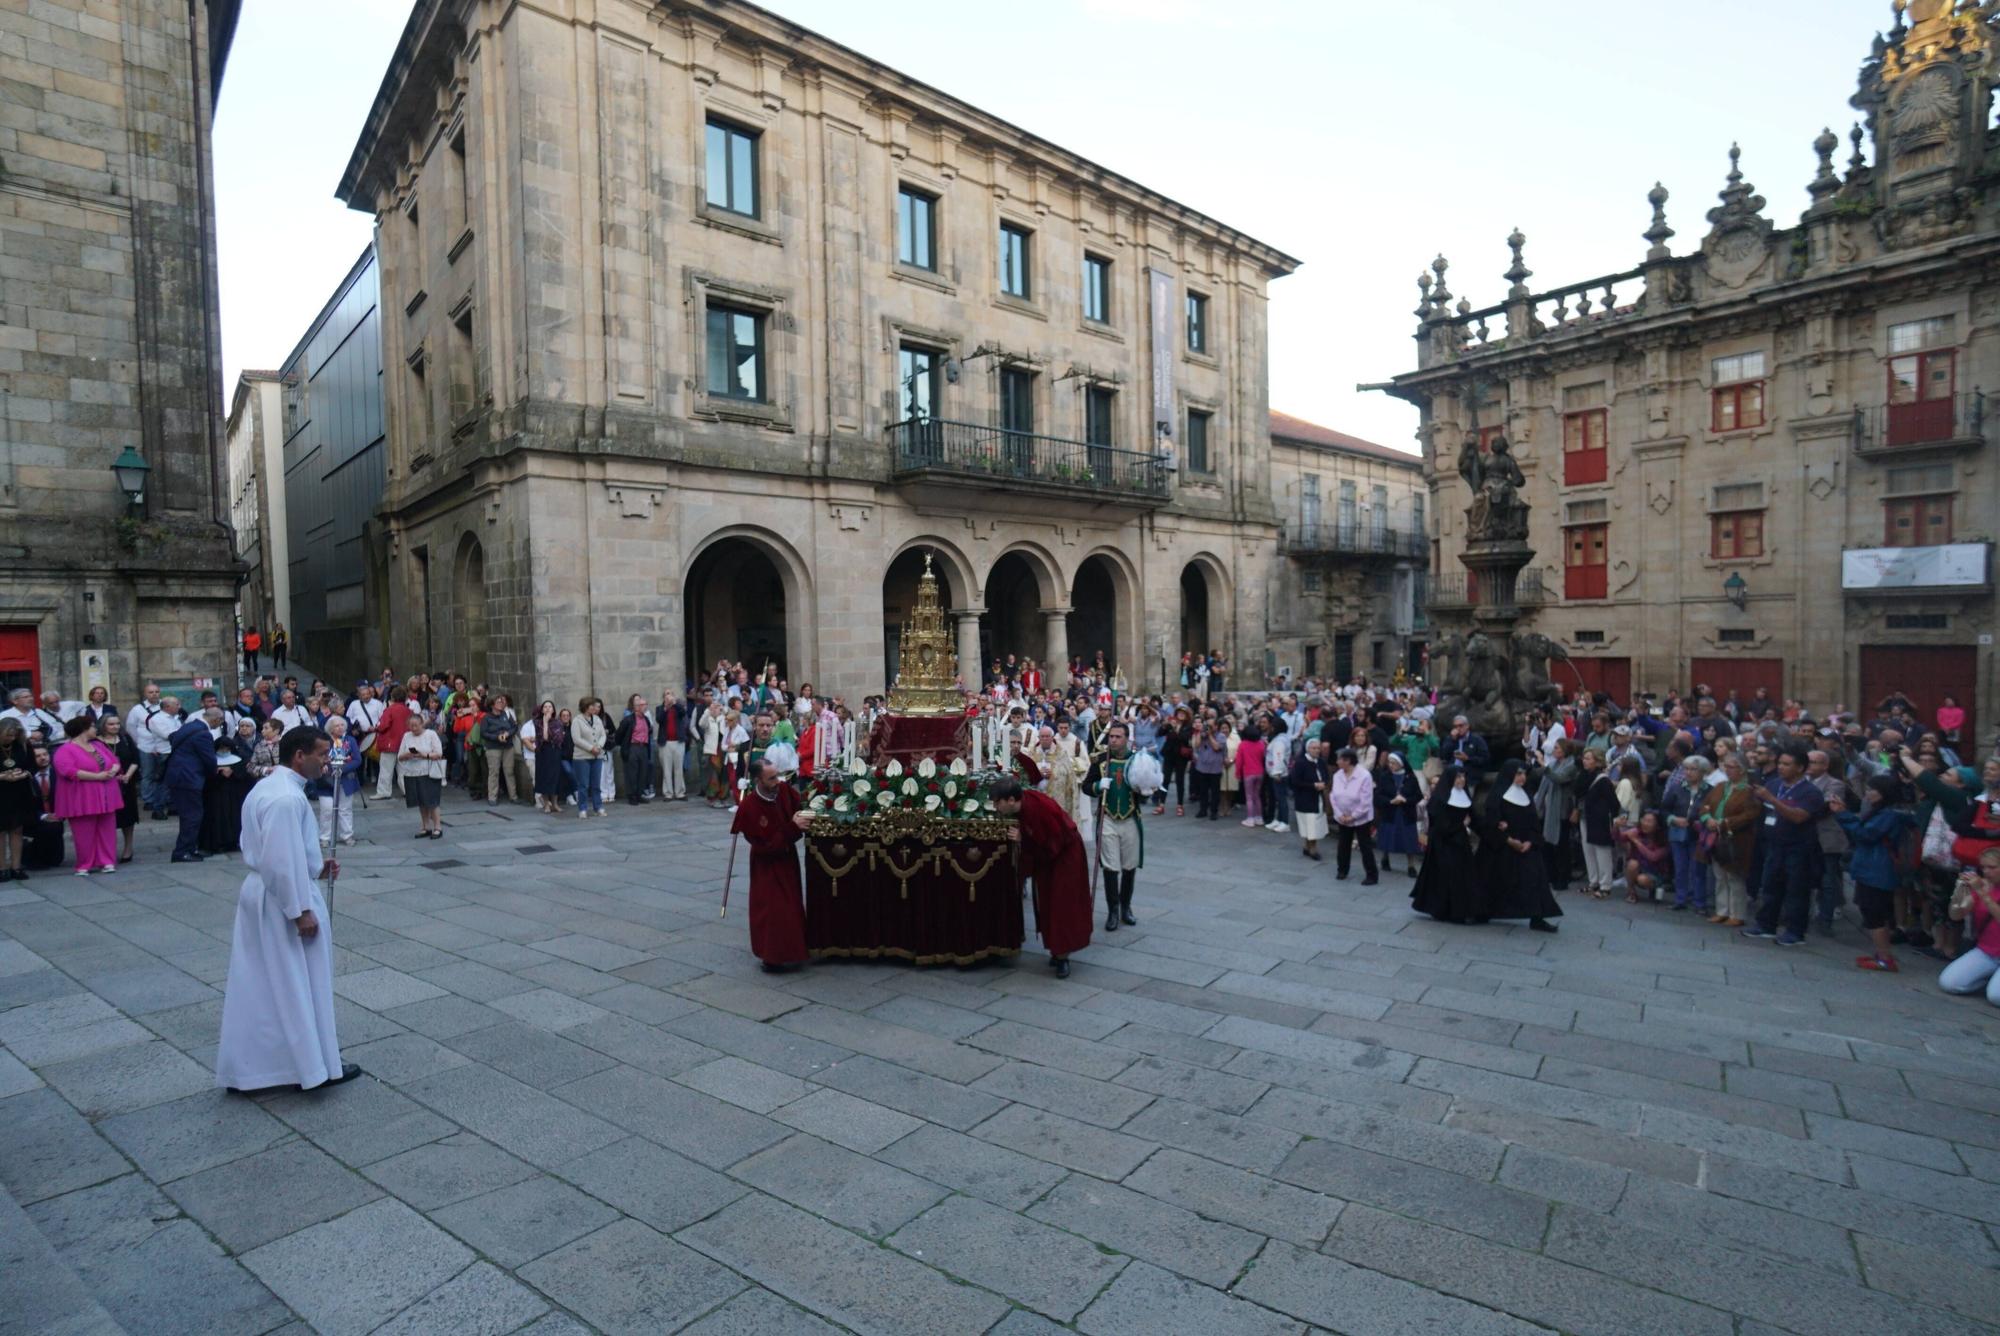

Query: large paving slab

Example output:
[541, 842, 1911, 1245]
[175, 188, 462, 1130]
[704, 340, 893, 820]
[3, 781, 1997, 1333]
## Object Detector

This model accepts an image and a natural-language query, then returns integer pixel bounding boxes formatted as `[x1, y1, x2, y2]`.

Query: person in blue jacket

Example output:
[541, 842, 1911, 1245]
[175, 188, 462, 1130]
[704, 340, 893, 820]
[1831, 773, 1914, 974]
[166, 705, 220, 862]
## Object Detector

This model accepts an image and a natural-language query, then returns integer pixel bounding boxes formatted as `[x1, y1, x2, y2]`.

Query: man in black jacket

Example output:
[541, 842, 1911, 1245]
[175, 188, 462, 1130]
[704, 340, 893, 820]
[166, 708, 220, 862]
[1446, 715, 1489, 786]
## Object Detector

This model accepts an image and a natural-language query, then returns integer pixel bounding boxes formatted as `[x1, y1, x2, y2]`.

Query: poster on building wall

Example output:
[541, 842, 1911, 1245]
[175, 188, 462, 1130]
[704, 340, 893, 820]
[1841, 543, 1989, 590]
[76, 651, 108, 701]
[1148, 267, 1175, 443]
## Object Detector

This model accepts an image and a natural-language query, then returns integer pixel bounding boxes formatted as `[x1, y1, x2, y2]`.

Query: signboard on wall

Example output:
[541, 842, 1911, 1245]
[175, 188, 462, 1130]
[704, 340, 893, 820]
[1841, 543, 1989, 590]
[76, 651, 109, 701]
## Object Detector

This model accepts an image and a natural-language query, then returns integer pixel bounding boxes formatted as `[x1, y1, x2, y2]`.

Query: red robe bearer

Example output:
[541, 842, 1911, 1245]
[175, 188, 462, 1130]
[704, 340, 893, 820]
[732, 778, 809, 968]
[1014, 787, 1093, 965]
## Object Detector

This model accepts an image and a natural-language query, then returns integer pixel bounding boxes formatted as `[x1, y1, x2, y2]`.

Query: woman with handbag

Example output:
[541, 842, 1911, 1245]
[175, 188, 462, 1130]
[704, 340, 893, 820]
[1831, 775, 1914, 973]
[1700, 753, 1761, 926]
[1234, 716, 1265, 828]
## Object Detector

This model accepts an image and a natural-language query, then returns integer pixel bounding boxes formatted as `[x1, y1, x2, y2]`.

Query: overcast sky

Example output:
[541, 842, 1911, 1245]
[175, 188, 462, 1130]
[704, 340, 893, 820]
[214, 0, 1900, 452]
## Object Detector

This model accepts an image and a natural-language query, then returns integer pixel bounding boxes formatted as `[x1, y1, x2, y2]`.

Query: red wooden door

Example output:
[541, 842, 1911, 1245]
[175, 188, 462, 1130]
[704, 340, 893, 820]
[1860, 645, 1976, 746]
[0, 627, 40, 700]
[1689, 657, 1785, 708]
[1563, 656, 1631, 705]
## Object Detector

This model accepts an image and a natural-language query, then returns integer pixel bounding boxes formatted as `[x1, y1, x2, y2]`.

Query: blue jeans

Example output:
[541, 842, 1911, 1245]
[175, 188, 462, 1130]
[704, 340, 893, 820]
[1670, 833, 1709, 911]
[1817, 851, 1846, 926]
[141, 751, 169, 814]
[568, 758, 604, 813]
[1754, 840, 1820, 937]
[170, 785, 203, 859]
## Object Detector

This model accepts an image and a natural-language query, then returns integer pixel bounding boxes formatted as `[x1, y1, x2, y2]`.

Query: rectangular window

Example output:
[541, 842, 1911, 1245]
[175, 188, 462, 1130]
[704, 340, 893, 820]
[1304, 644, 1319, 676]
[704, 118, 759, 217]
[449, 308, 474, 420]
[1338, 479, 1357, 544]
[1186, 292, 1209, 352]
[1082, 254, 1110, 323]
[1884, 462, 1954, 495]
[1888, 316, 1954, 354]
[704, 302, 765, 401]
[1717, 628, 1757, 643]
[1300, 474, 1320, 542]
[1475, 424, 1506, 452]
[1885, 494, 1953, 547]
[1564, 523, 1608, 600]
[1185, 409, 1211, 473]
[897, 344, 937, 421]
[448, 130, 468, 231]
[1370, 484, 1388, 545]
[1085, 386, 1116, 445]
[1886, 613, 1949, 629]
[1301, 570, 1321, 593]
[1563, 408, 1607, 485]
[1710, 510, 1764, 559]
[1371, 641, 1386, 671]
[897, 186, 935, 270]
[1564, 497, 1609, 525]
[1711, 350, 1766, 431]
[1000, 367, 1035, 436]
[1412, 493, 1426, 537]
[408, 354, 432, 446]
[1000, 223, 1031, 299]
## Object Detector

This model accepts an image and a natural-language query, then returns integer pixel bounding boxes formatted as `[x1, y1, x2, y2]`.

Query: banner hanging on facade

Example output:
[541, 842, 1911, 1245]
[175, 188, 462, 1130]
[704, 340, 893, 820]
[1841, 543, 1988, 590]
[1148, 267, 1175, 443]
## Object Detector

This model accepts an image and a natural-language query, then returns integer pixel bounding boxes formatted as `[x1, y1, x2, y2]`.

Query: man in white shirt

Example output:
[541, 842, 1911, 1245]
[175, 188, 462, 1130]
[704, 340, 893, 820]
[0, 689, 38, 738]
[344, 684, 383, 786]
[125, 683, 174, 818]
[271, 689, 310, 733]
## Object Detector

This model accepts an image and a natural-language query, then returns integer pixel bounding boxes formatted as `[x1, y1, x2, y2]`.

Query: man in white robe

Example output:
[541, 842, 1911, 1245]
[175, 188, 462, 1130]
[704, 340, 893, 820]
[215, 725, 360, 1092]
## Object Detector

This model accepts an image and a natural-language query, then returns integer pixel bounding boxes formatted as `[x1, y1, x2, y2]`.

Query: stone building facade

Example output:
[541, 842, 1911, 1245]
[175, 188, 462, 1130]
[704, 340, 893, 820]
[225, 370, 286, 641]
[1387, 0, 1998, 743]
[1265, 412, 1427, 683]
[336, 0, 1297, 705]
[0, 0, 242, 701]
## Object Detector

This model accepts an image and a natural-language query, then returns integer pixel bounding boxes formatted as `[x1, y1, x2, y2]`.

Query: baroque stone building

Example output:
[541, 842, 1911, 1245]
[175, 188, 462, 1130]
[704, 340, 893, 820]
[336, 0, 1296, 704]
[0, 0, 242, 701]
[1387, 0, 1998, 742]
[1266, 412, 1426, 683]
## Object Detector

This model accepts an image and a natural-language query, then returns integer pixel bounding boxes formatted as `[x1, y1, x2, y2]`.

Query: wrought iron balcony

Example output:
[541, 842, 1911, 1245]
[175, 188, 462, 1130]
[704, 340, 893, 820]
[1423, 569, 1551, 614]
[1853, 391, 1987, 459]
[889, 418, 1171, 504]
[1282, 522, 1426, 560]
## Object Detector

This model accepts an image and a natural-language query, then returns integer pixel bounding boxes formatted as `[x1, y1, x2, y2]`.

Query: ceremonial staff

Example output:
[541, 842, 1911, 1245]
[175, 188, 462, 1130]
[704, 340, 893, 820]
[326, 747, 344, 912]
[719, 828, 740, 919]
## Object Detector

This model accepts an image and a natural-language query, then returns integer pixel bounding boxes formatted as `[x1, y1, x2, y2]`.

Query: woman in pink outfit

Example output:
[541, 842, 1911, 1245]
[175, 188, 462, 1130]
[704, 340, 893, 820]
[52, 716, 124, 875]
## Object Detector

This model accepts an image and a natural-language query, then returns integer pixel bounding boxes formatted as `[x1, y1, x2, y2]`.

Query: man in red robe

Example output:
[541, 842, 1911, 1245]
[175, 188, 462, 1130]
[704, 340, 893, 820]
[731, 757, 811, 971]
[989, 776, 1091, 977]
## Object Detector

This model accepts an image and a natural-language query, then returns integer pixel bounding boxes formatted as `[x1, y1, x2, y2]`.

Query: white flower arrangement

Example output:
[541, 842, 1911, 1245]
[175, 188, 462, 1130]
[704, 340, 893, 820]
[877, 791, 894, 806]
[924, 794, 942, 811]
[943, 779, 958, 799]
[833, 795, 852, 812]
[949, 758, 968, 776]
[901, 777, 919, 797]
[808, 794, 828, 812]
[885, 759, 905, 778]
[851, 777, 873, 799]
[960, 798, 980, 813]
[917, 756, 937, 779]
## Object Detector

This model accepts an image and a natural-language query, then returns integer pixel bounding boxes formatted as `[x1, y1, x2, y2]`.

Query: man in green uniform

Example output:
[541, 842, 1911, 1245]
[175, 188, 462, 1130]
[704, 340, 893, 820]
[1086, 721, 1149, 932]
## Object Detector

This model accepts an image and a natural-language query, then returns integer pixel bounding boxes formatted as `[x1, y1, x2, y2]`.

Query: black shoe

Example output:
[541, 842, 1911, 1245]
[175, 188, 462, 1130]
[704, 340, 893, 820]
[413, 831, 431, 839]
[311, 1063, 363, 1089]
[1053, 958, 1070, 978]
[1120, 907, 1136, 926]
[0, 869, 11, 883]
[1530, 918, 1559, 934]
[170, 854, 202, 863]
[1105, 911, 1119, 932]
[9, 869, 24, 882]
[1362, 876, 1379, 886]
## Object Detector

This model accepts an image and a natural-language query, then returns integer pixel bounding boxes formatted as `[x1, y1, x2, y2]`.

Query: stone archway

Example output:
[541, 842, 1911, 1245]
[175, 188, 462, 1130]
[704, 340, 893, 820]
[452, 532, 489, 686]
[1068, 549, 1138, 682]
[684, 529, 813, 686]
[1179, 554, 1230, 662]
[983, 550, 1049, 681]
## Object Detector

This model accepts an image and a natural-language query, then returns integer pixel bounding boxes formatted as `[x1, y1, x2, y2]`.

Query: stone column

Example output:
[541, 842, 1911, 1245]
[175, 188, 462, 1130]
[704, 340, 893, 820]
[952, 610, 983, 689]
[1042, 606, 1071, 679]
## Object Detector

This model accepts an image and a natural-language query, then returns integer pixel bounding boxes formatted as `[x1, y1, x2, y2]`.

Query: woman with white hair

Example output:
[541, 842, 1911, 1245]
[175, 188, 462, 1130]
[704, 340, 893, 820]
[1664, 754, 1713, 914]
[398, 709, 447, 839]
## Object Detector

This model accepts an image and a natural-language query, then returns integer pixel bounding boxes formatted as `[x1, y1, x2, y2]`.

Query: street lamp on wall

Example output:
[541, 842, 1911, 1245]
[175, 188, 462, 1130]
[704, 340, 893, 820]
[111, 447, 150, 513]
[1723, 570, 1748, 610]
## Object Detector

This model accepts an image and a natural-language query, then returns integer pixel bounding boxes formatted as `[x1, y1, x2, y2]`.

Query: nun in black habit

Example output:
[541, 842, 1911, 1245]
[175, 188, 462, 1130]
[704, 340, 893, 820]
[1409, 764, 1485, 924]
[1478, 759, 1561, 933]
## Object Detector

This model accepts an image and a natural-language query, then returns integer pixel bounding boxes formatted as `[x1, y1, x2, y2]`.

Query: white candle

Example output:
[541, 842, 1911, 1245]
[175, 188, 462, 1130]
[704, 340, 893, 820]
[972, 723, 983, 768]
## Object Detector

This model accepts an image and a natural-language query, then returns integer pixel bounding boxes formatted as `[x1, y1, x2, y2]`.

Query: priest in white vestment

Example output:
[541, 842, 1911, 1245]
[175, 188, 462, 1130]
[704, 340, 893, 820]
[215, 726, 359, 1092]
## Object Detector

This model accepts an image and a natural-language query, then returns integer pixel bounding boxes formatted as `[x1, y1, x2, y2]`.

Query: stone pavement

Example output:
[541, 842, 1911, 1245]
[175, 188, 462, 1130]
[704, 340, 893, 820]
[3, 784, 2000, 1336]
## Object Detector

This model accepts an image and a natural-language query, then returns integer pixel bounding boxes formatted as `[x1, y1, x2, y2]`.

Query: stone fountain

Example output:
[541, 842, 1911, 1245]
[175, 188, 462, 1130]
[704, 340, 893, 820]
[1428, 431, 1568, 758]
